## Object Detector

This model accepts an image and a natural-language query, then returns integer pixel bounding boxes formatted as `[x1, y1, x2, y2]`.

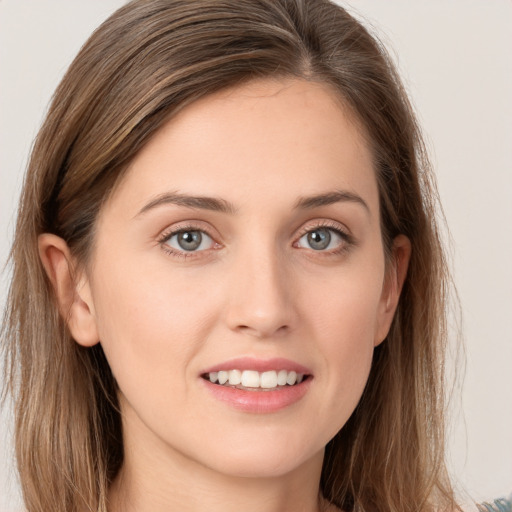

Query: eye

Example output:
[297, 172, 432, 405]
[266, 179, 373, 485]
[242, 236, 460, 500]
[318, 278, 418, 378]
[164, 229, 214, 252]
[296, 227, 347, 251]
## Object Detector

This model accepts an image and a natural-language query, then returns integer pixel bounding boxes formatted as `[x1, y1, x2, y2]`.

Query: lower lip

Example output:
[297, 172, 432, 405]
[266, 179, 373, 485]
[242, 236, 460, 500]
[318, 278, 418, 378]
[201, 378, 311, 413]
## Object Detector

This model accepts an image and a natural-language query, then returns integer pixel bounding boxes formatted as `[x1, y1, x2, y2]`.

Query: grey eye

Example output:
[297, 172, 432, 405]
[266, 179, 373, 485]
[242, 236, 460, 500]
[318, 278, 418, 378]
[297, 227, 345, 251]
[306, 228, 331, 250]
[166, 230, 213, 252]
[177, 231, 202, 251]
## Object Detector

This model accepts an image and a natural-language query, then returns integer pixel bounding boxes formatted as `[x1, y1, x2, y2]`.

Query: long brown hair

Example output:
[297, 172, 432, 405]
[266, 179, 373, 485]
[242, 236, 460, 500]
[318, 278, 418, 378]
[2, 1, 457, 510]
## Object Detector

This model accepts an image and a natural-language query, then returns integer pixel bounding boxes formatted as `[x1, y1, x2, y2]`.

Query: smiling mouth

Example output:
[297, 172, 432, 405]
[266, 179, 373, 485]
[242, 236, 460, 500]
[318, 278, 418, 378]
[202, 369, 310, 391]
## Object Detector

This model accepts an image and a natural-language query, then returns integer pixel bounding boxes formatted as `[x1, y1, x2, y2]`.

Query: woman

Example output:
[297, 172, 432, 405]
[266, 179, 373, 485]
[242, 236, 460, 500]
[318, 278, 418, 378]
[1, 1, 508, 511]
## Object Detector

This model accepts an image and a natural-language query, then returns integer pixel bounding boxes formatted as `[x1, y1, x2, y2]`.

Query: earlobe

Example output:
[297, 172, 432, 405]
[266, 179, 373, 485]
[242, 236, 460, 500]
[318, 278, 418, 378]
[38, 233, 99, 347]
[375, 234, 411, 346]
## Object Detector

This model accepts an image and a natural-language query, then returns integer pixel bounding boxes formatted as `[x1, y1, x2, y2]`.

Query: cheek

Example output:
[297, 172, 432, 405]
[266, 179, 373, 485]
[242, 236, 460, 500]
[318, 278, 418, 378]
[304, 256, 385, 347]
[89, 259, 220, 401]
[319, 288, 377, 378]
[301, 262, 384, 423]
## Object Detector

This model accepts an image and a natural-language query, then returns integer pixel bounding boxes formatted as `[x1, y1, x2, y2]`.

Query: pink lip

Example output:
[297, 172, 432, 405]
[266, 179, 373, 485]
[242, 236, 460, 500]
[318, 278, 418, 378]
[201, 357, 311, 375]
[201, 378, 311, 413]
[199, 357, 313, 414]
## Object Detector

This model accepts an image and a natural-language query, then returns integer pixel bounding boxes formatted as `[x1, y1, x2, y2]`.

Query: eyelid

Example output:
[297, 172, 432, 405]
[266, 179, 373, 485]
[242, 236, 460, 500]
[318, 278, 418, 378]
[157, 220, 219, 242]
[155, 218, 355, 259]
[295, 219, 352, 240]
[293, 219, 356, 253]
[157, 221, 222, 258]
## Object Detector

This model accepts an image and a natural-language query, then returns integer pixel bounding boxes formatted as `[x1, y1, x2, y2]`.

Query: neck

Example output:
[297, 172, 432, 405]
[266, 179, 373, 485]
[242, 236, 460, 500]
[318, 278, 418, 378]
[109, 409, 331, 512]
[110, 459, 329, 512]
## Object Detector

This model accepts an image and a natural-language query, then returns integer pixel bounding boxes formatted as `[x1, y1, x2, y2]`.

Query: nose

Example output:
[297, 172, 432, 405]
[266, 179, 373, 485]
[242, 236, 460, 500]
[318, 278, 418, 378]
[224, 246, 297, 339]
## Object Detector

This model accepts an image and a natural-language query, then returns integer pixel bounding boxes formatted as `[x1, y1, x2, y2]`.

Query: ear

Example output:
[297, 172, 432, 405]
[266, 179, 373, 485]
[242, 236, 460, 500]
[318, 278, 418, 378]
[374, 234, 411, 346]
[38, 233, 99, 347]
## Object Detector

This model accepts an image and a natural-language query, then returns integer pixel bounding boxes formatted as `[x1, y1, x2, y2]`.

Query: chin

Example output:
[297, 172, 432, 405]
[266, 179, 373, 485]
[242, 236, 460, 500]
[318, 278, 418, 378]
[197, 437, 324, 479]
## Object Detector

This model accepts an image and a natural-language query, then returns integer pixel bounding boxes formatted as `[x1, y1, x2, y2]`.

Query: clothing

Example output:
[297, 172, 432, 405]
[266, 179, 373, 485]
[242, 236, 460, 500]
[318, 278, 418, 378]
[477, 496, 512, 512]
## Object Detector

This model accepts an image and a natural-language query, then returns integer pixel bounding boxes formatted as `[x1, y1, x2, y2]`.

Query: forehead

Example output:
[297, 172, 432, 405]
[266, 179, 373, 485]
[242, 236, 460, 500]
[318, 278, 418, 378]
[104, 78, 377, 218]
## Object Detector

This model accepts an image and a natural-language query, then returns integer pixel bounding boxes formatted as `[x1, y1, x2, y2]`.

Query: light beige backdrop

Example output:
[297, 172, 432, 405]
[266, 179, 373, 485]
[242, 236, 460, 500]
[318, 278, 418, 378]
[1, 1, 511, 510]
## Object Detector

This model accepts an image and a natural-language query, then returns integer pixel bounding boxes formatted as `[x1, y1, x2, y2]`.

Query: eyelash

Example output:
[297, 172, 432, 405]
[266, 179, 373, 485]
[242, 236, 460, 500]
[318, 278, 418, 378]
[294, 220, 354, 255]
[157, 220, 354, 259]
[157, 223, 218, 259]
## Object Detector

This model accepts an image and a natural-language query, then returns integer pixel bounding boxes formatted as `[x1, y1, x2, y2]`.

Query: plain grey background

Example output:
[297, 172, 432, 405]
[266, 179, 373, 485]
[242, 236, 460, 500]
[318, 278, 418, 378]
[1, 1, 511, 510]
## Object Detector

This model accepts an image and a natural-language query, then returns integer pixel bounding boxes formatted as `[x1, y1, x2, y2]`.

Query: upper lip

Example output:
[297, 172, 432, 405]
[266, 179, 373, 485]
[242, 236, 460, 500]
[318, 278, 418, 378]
[200, 357, 312, 375]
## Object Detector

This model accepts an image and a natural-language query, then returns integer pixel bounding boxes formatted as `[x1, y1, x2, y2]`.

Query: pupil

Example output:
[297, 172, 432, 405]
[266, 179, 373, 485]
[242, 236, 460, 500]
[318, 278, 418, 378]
[178, 231, 202, 251]
[308, 228, 331, 250]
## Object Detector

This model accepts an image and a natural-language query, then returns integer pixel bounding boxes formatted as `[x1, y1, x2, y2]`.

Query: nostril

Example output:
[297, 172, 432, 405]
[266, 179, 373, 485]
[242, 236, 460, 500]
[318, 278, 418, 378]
[234, 323, 290, 338]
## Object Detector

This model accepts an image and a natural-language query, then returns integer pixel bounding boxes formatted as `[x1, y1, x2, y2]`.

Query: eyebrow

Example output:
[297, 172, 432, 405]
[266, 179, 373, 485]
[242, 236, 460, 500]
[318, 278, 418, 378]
[136, 189, 370, 217]
[294, 190, 370, 215]
[136, 192, 237, 217]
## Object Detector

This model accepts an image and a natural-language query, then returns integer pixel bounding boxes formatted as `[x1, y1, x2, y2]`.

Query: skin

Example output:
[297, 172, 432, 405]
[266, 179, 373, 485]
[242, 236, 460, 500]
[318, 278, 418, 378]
[39, 78, 410, 512]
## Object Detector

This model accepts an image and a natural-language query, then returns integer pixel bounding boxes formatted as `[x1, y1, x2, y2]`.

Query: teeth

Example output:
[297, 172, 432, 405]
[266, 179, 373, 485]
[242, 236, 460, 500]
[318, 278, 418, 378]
[206, 369, 306, 389]
[286, 371, 297, 386]
[241, 370, 260, 388]
[277, 369, 287, 386]
[260, 371, 277, 389]
[228, 369, 242, 385]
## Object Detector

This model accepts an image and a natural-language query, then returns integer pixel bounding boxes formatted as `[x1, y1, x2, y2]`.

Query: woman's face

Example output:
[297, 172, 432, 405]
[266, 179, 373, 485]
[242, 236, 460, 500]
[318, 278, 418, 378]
[77, 78, 403, 479]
